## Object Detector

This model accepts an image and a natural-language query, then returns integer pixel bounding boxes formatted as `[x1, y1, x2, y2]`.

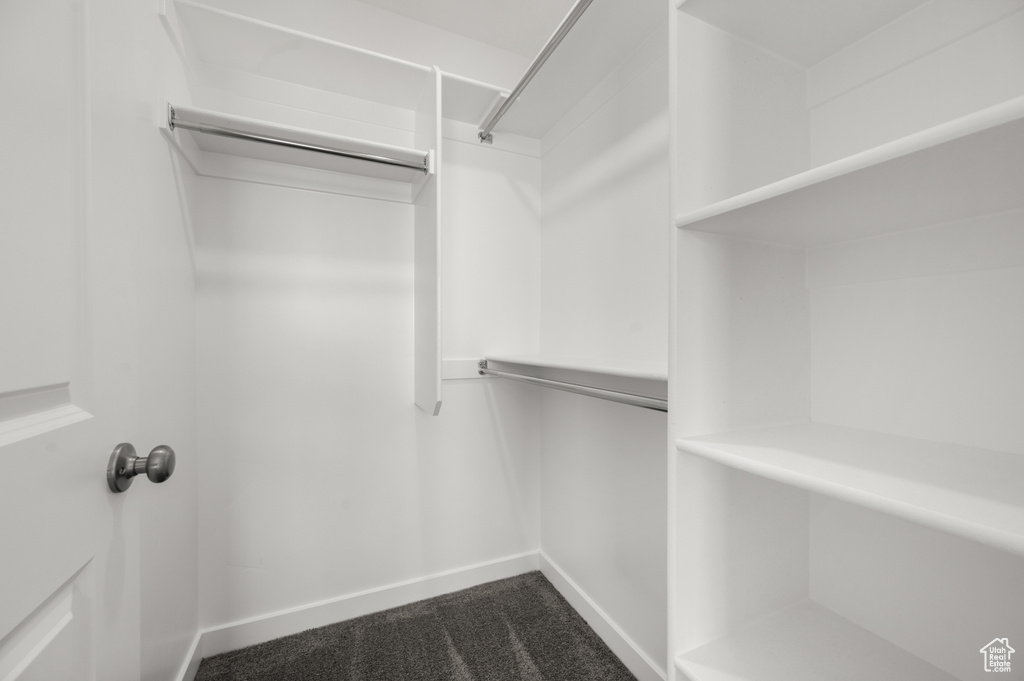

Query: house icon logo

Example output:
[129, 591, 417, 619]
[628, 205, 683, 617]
[980, 638, 1014, 672]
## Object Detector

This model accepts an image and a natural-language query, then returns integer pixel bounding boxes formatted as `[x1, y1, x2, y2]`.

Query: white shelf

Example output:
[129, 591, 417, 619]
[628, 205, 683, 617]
[484, 355, 668, 405]
[677, 422, 1024, 556]
[172, 0, 431, 110]
[485, 354, 667, 382]
[675, 600, 958, 681]
[440, 71, 507, 129]
[164, 104, 431, 185]
[675, 96, 1024, 248]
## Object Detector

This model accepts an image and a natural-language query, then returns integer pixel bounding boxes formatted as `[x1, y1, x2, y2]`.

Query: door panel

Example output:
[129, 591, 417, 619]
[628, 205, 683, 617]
[0, 0, 143, 678]
[0, 568, 90, 681]
[0, 0, 80, 397]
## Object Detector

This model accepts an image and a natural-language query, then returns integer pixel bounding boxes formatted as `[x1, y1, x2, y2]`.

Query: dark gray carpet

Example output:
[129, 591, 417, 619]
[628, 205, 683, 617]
[195, 571, 638, 681]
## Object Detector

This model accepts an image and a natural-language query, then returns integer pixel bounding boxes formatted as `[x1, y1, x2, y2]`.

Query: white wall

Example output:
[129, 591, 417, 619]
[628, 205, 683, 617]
[810, 497, 1024, 681]
[181, 0, 675, 670]
[808, 0, 1024, 164]
[807, 216, 1024, 455]
[541, 391, 668, 675]
[541, 46, 670, 364]
[441, 137, 542, 360]
[195, 177, 541, 627]
[140, 5, 201, 681]
[537, 32, 670, 676]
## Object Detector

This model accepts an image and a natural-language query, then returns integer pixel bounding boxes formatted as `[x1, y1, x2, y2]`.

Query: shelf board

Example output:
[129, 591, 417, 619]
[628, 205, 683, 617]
[173, 0, 431, 111]
[676, 600, 958, 681]
[485, 355, 667, 382]
[675, 96, 1024, 248]
[440, 71, 507, 129]
[166, 104, 430, 184]
[677, 422, 1024, 556]
[484, 355, 668, 405]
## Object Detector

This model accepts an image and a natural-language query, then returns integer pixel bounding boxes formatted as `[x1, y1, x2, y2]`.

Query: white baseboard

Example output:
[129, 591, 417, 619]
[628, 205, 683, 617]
[189, 551, 540, 667]
[177, 549, 662, 681]
[174, 632, 203, 681]
[539, 551, 666, 681]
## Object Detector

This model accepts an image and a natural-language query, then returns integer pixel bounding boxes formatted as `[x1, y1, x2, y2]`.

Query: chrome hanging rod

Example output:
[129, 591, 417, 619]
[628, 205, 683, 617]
[477, 0, 595, 143]
[477, 360, 667, 412]
[168, 105, 429, 174]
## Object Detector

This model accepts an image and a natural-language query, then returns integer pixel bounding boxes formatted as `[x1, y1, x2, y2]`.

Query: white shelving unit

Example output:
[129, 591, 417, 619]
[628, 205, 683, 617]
[670, 1, 1024, 680]
[163, 104, 432, 184]
[171, 0, 432, 110]
[676, 601, 959, 681]
[677, 423, 1024, 557]
[485, 354, 667, 383]
[676, 97, 1024, 247]
[484, 355, 668, 408]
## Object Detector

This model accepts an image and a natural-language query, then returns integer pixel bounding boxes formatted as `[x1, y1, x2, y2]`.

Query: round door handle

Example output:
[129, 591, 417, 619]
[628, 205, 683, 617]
[107, 443, 176, 493]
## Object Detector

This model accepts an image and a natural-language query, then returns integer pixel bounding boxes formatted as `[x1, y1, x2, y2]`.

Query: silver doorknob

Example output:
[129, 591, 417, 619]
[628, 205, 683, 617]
[106, 443, 176, 493]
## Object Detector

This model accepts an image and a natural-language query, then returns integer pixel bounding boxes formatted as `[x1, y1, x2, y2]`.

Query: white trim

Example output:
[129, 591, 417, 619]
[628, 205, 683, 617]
[0, 404, 91, 449]
[195, 551, 540, 659]
[173, 632, 203, 681]
[177, 550, 663, 679]
[539, 551, 666, 681]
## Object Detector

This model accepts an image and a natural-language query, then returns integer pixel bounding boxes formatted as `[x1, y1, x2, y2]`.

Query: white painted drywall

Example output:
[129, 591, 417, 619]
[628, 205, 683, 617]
[541, 53, 670, 363]
[808, 1, 1024, 164]
[808, 218, 1024, 455]
[441, 137, 542, 360]
[810, 496, 1024, 681]
[540, 390, 668, 675]
[537, 42, 670, 675]
[194, 177, 541, 628]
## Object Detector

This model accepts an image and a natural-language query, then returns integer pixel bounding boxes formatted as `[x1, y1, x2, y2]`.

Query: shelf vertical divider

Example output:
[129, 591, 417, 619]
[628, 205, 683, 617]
[414, 67, 443, 415]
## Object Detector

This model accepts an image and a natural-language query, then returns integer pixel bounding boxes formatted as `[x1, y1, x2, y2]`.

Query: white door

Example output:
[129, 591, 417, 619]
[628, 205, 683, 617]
[0, 0, 175, 679]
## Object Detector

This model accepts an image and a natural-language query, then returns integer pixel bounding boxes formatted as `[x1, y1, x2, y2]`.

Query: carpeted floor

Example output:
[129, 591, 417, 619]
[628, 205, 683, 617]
[195, 571, 638, 681]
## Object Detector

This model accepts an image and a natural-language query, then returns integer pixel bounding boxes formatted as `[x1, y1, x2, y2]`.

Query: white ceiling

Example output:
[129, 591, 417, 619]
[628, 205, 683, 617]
[350, 0, 578, 58]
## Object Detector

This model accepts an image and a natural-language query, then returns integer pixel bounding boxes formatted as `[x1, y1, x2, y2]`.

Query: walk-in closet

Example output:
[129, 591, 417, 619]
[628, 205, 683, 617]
[1, 0, 1021, 679]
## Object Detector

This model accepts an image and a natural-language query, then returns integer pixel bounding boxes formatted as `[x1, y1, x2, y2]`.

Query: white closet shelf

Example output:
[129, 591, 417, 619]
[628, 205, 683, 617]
[675, 600, 958, 681]
[166, 104, 431, 183]
[169, 1, 515, 138]
[440, 71, 507, 129]
[171, 0, 432, 111]
[484, 355, 667, 382]
[483, 355, 668, 411]
[676, 96, 1024, 248]
[676, 422, 1024, 556]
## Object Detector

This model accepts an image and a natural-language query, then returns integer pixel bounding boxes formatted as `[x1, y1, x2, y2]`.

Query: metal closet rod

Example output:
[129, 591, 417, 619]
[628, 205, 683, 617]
[477, 360, 668, 412]
[168, 106, 429, 174]
[477, 0, 595, 143]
